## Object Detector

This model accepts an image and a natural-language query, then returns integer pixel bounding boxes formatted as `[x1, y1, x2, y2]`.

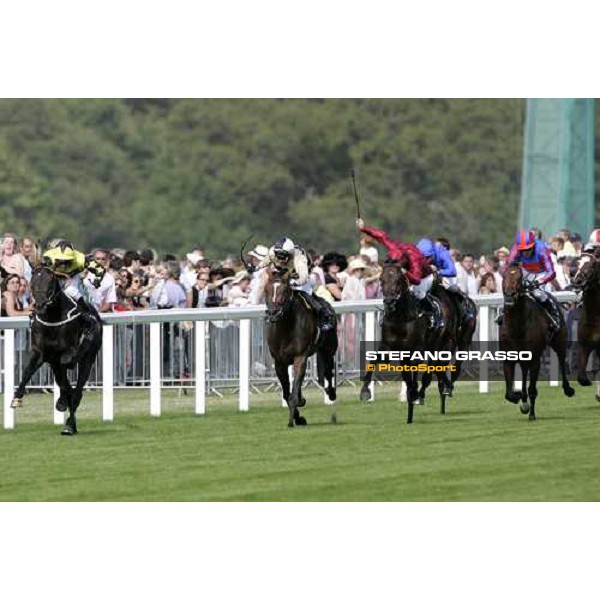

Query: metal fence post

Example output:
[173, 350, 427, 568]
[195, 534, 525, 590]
[195, 321, 206, 414]
[102, 324, 114, 421]
[150, 322, 161, 416]
[239, 319, 250, 411]
[3, 330, 15, 430]
[479, 305, 489, 393]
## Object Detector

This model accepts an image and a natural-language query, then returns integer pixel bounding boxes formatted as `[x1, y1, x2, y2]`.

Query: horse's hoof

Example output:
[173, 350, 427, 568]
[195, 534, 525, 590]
[528, 413, 536, 421]
[55, 399, 68, 412]
[564, 386, 575, 398]
[288, 422, 294, 428]
[520, 402, 530, 414]
[577, 376, 592, 387]
[10, 397, 23, 409]
[61, 426, 76, 436]
[359, 389, 371, 402]
[294, 416, 307, 426]
[596, 395, 600, 403]
[327, 388, 337, 401]
[505, 391, 521, 404]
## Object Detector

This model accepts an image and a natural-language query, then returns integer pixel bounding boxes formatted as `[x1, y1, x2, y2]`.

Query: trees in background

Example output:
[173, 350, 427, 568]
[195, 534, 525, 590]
[0, 98, 557, 257]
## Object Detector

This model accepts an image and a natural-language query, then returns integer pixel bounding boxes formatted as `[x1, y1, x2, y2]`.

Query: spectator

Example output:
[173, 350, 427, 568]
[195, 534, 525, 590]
[557, 229, 577, 257]
[341, 258, 367, 301]
[18, 276, 32, 309]
[115, 269, 133, 310]
[19, 236, 38, 282]
[478, 272, 497, 295]
[226, 271, 252, 307]
[123, 250, 142, 275]
[308, 249, 325, 290]
[495, 246, 510, 269]
[150, 263, 187, 309]
[555, 252, 572, 290]
[246, 244, 269, 305]
[85, 248, 117, 312]
[321, 252, 346, 301]
[204, 266, 235, 308]
[1, 233, 25, 278]
[359, 235, 379, 265]
[191, 270, 210, 308]
[126, 273, 150, 309]
[478, 255, 502, 292]
[456, 253, 478, 297]
[571, 233, 583, 256]
[1, 273, 32, 316]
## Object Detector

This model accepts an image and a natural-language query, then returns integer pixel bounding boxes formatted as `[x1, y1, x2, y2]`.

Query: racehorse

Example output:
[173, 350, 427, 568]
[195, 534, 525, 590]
[11, 266, 102, 435]
[417, 282, 477, 409]
[500, 265, 574, 420]
[359, 260, 430, 424]
[264, 268, 337, 427]
[570, 252, 600, 400]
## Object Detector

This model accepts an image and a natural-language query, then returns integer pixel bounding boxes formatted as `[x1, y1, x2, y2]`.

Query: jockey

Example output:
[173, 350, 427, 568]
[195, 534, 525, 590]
[414, 237, 457, 328]
[499, 229, 561, 331]
[257, 237, 336, 331]
[357, 219, 453, 328]
[41, 241, 105, 354]
[356, 219, 423, 285]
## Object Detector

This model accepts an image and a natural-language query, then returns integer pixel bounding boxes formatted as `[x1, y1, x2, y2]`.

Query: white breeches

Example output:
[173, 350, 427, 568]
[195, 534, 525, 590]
[411, 274, 433, 300]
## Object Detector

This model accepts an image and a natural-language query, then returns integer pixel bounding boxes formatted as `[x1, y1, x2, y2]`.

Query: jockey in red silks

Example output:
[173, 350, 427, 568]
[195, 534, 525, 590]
[357, 219, 447, 328]
[499, 229, 562, 331]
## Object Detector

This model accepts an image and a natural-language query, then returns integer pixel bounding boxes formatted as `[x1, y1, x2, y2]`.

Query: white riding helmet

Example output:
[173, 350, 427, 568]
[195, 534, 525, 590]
[271, 237, 295, 261]
[588, 229, 600, 247]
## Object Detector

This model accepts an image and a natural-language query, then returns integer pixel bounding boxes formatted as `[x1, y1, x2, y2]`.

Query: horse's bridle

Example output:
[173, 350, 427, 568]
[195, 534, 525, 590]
[31, 268, 62, 313]
[265, 270, 293, 323]
[382, 263, 409, 314]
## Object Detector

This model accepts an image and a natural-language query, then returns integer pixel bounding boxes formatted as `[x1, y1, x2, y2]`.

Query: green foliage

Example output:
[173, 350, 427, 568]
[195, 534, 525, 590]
[0, 98, 574, 258]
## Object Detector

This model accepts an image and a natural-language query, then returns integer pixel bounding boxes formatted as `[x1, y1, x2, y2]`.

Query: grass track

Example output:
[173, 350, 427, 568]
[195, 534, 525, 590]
[1, 382, 599, 501]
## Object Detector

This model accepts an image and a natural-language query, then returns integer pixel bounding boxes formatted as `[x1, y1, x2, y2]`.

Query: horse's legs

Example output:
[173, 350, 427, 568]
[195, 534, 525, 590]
[291, 355, 309, 426]
[51, 363, 78, 435]
[319, 347, 337, 401]
[577, 342, 593, 387]
[418, 371, 432, 401]
[404, 372, 419, 424]
[526, 361, 540, 421]
[13, 351, 44, 405]
[503, 360, 521, 403]
[51, 361, 73, 413]
[275, 360, 294, 427]
[360, 363, 374, 401]
[436, 368, 452, 414]
[519, 363, 531, 416]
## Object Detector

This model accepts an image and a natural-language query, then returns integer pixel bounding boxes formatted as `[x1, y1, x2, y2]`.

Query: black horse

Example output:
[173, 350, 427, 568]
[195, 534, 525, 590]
[264, 268, 338, 428]
[418, 283, 477, 405]
[500, 266, 574, 420]
[570, 252, 600, 400]
[11, 266, 102, 435]
[359, 260, 431, 424]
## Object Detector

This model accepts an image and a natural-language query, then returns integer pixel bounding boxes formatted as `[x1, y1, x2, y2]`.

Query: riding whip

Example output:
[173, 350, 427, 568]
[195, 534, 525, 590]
[351, 168, 361, 220]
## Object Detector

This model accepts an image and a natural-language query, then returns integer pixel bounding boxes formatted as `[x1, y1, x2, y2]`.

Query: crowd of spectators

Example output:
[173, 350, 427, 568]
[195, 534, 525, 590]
[0, 228, 587, 321]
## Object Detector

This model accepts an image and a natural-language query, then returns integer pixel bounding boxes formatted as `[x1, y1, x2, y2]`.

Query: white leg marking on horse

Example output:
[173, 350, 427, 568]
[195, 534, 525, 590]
[272, 282, 280, 303]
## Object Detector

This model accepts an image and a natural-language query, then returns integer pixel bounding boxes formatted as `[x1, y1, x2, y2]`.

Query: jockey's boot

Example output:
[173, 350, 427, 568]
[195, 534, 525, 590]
[305, 293, 336, 332]
[425, 293, 445, 328]
[495, 307, 504, 326]
[541, 297, 561, 334]
[76, 297, 100, 355]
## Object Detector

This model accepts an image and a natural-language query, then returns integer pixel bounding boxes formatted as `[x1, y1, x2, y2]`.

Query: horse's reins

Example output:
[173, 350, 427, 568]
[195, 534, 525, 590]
[34, 294, 81, 327]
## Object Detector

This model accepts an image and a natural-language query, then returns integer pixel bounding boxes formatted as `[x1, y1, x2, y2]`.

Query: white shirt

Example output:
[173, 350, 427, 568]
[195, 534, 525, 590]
[85, 271, 117, 311]
[456, 264, 478, 297]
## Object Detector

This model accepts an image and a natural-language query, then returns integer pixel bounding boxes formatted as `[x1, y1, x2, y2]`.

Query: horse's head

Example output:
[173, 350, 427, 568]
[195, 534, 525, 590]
[381, 259, 409, 312]
[30, 264, 61, 313]
[263, 267, 293, 322]
[502, 265, 524, 307]
[571, 253, 600, 292]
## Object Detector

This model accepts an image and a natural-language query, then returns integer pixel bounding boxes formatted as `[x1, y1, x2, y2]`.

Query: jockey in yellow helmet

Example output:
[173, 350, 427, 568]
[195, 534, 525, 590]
[41, 241, 105, 359]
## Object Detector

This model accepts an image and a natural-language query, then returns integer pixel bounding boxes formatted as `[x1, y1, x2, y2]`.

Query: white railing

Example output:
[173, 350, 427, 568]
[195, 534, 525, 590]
[0, 292, 579, 429]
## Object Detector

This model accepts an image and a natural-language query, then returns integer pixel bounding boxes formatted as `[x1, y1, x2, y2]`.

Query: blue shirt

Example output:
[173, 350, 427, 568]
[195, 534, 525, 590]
[416, 238, 457, 278]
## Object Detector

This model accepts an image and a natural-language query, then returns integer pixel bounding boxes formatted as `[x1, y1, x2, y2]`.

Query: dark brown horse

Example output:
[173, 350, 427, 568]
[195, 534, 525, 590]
[570, 252, 600, 400]
[11, 266, 102, 435]
[359, 260, 431, 424]
[264, 268, 337, 427]
[417, 282, 477, 409]
[500, 265, 574, 420]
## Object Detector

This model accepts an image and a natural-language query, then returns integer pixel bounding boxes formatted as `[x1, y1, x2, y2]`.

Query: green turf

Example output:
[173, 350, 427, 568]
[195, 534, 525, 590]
[1, 382, 599, 501]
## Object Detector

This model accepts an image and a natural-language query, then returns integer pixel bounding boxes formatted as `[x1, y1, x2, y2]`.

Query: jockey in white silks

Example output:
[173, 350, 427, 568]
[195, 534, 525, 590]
[257, 237, 336, 331]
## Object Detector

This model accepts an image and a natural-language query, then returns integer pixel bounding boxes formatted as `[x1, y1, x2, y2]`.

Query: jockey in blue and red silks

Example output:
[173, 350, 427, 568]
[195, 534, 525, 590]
[500, 229, 562, 331]
[357, 218, 449, 327]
